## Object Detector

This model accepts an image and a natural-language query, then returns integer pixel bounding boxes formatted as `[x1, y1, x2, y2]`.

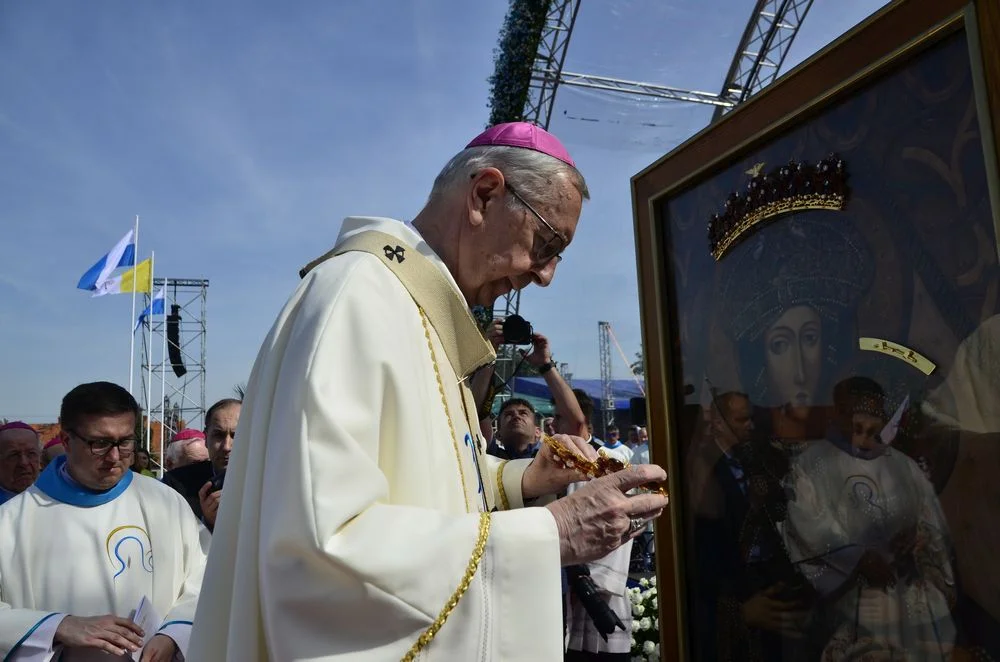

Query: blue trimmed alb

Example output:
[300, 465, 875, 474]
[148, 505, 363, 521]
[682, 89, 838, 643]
[34, 456, 133, 507]
[3, 613, 59, 662]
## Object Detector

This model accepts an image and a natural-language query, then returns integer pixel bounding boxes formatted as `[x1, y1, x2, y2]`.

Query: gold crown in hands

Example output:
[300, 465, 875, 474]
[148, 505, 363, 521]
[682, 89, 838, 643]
[542, 434, 667, 496]
[708, 155, 849, 261]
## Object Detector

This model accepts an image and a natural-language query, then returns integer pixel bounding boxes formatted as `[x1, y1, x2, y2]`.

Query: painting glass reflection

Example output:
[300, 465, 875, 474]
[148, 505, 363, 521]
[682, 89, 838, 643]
[659, 30, 1000, 661]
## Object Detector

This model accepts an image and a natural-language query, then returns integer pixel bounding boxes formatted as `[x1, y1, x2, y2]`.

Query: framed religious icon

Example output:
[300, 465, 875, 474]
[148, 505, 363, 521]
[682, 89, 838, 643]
[631, 0, 1000, 660]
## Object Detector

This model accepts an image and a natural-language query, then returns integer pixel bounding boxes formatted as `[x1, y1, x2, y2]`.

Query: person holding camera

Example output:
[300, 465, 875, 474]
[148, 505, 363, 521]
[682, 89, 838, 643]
[480, 320, 586, 462]
[162, 397, 241, 531]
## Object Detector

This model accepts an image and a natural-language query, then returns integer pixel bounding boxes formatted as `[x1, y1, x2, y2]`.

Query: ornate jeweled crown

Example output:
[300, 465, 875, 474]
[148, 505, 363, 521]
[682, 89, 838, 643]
[708, 155, 849, 261]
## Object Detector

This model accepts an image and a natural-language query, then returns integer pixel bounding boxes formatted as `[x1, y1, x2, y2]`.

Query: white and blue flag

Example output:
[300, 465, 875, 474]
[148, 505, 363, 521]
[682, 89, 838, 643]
[77, 229, 136, 291]
[134, 286, 165, 332]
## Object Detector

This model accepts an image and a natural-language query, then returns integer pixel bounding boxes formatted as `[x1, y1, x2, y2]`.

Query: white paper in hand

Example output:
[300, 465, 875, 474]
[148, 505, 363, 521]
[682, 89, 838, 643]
[880, 395, 910, 446]
[131, 595, 161, 660]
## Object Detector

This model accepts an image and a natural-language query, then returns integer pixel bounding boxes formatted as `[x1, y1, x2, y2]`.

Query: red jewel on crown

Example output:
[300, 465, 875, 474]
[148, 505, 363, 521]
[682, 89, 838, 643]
[708, 155, 849, 261]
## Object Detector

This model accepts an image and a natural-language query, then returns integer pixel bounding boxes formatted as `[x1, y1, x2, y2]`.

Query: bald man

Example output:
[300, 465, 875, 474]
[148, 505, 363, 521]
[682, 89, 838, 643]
[0, 422, 41, 505]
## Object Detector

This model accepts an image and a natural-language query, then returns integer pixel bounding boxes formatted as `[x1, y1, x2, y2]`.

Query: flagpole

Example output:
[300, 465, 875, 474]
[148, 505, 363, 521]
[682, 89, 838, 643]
[146, 251, 155, 456]
[159, 282, 168, 479]
[128, 215, 140, 395]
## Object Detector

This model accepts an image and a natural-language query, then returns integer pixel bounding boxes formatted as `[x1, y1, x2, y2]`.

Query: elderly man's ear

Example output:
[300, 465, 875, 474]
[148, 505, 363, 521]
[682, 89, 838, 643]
[467, 168, 505, 227]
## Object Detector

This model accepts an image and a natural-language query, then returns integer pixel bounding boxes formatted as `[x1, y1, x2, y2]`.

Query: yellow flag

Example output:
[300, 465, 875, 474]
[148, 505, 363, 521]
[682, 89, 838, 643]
[117, 258, 152, 294]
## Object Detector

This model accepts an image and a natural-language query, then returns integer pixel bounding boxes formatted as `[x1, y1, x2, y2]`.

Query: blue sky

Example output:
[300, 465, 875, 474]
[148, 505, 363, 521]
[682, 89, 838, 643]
[0, 0, 886, 423]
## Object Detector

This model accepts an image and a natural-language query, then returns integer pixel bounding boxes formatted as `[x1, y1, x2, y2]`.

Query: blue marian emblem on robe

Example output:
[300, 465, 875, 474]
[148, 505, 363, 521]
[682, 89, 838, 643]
[105, 525, 154, 579]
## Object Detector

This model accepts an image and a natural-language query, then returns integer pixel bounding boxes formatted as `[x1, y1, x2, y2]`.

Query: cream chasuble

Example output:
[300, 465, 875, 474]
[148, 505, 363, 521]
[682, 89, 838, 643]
[188, 217, 564, 661]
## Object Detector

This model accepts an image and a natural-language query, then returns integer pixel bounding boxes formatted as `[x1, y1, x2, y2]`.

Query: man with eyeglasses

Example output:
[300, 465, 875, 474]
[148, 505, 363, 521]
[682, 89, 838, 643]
[190, 122, 668, 661]
[0, 381, 209, 661]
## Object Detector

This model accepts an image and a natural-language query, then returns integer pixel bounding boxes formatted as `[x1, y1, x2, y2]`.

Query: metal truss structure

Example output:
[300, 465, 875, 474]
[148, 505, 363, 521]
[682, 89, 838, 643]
[559, 72, 733, 108]
[712, 0, 816, 120]
[492, 0, 814, 384]
[493, 0, 582, 387]
[598, 321, 614, 436]
[139, 278, 208, 451]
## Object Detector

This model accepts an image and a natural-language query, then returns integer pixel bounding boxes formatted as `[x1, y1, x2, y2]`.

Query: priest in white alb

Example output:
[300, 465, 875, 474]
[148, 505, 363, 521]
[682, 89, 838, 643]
[189, 123, 669, 660]
[0, 381, 209, 661]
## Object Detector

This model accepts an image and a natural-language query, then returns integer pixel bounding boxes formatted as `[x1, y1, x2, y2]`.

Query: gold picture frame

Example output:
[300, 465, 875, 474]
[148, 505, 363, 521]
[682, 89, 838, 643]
[631, 1, 1000, 659]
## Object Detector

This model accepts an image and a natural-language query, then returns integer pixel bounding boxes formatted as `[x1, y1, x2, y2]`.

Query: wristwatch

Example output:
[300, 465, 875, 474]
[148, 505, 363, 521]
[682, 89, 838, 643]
[538, 361, 555, 374]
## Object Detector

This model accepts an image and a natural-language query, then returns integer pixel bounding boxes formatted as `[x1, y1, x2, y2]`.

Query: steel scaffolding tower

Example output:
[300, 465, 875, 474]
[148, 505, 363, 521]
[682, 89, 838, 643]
[712, 0, 816, 121]
[139, 278, 208, 450]
[598, 321, 614, 437]
[493, 0, 582, 386]
[523, 0, 583, 130]
[487, 0, 815, 384]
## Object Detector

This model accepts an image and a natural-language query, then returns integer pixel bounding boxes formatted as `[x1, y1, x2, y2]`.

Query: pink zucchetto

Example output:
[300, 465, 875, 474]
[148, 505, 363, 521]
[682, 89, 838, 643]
[44, 436, 65, 450]
[466, 122, 576, 168]
[0, 421, 36, 435]
[171, 428, 205, 444]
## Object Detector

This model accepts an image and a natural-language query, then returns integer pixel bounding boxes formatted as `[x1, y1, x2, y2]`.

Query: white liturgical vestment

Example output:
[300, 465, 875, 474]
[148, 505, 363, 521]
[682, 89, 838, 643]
[188, 217, 564, 661]
[0, 456, 209, 661]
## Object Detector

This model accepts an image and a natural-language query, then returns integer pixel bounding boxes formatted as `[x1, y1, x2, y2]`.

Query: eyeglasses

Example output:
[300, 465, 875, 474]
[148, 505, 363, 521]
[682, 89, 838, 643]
[506, 185, 568, 265]
[67, 430, 137, 457]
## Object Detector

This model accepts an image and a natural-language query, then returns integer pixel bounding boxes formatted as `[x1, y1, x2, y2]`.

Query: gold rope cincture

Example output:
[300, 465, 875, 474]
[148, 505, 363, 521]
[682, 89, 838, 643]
[405, 309, 492, 661]
[400, 511, 492, 662]
[496, 460, 511, 511]
[419, 309, 488, 514]
[420, 309, 473, 514]
[300, 232, 497, 659]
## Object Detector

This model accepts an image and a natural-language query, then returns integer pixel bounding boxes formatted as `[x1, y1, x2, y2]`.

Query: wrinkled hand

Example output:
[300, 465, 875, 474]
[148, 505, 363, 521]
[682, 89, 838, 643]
[521, 333, 552, 368]
[54, 614, 144, 656]
[140, 634, 177, 661]
[545, 464, 668, 565]
[741, 584, 809, 637]
[486, 320, 504, 350]
[522, 434, 598, 500]
[198, 481, 221, 529]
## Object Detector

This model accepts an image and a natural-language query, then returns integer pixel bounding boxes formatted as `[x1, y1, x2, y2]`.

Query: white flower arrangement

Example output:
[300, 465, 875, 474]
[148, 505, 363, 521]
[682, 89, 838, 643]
[628, 579, 660, 661]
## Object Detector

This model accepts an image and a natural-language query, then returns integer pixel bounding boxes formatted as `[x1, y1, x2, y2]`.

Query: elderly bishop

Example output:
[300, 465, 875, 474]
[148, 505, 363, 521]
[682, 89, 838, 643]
[189, 123, 667, 660]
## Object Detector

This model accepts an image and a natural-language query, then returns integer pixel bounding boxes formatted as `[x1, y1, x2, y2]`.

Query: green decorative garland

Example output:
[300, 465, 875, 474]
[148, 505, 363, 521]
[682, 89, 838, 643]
[486, 0, 553, 126]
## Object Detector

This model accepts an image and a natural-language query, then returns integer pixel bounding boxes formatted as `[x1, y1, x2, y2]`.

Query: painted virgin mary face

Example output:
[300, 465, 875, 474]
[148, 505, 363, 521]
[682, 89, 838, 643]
[763, 305, 822, 417]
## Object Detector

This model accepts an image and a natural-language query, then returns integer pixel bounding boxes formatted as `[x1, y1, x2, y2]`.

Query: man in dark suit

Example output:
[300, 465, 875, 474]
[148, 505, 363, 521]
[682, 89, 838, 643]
[163, 398, 241, 530]
[689, 392, 813, 661]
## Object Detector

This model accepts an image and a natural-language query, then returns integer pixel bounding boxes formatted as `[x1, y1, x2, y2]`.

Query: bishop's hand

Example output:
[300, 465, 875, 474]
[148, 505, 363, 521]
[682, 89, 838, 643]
[545, 464, 668, 566]
[54, 614, 144, 656]
[521, 434, 597, 500]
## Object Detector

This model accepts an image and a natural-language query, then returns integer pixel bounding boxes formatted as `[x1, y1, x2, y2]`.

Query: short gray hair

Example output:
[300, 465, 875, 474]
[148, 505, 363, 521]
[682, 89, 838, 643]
[429, 145, 589, 209]
[163, 440, 185, 470]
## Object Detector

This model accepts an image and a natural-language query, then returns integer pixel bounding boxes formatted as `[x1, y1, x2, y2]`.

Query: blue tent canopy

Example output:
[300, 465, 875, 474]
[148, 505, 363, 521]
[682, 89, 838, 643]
[510, 377, 645, 410]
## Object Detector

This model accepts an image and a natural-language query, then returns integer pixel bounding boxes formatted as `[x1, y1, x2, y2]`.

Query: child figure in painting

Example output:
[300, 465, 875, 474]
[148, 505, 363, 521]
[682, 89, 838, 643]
[782, 376, 956, 660]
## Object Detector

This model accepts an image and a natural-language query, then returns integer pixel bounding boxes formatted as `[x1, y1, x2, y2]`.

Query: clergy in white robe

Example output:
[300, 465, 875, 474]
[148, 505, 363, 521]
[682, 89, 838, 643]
[782, 377, 956, 660]
[189, 123, 669, 661]
[0, 382, 209, 662]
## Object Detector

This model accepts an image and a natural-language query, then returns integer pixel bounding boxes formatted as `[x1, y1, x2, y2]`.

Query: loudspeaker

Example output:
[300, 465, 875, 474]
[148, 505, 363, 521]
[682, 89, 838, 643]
[629, 397, 647, 427]
[166, 304, 187, 378]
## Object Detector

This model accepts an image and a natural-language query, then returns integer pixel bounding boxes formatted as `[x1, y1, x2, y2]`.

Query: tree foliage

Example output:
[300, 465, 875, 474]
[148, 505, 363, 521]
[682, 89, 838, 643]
[486, 0, 552, 126]
[630, 346, 645, 376]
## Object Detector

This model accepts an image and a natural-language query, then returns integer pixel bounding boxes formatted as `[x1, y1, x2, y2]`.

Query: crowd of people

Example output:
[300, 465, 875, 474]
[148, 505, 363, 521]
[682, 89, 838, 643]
[0, 122, 669, 661]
